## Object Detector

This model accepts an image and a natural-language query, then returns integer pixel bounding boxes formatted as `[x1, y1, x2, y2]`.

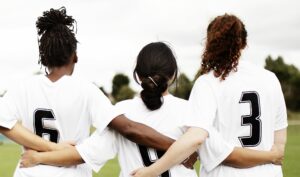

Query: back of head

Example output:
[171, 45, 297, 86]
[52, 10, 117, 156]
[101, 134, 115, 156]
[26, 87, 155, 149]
[201, 14, 247, 80]
[134, 42, 178, 111]
[36, 7, 78, 68]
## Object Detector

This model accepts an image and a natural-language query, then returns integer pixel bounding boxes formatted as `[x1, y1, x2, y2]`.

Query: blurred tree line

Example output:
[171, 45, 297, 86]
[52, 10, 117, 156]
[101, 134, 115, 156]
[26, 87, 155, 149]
[109, 56, 300, 111]
[265, 56, 300, 111]
[0, 56, 298, 112]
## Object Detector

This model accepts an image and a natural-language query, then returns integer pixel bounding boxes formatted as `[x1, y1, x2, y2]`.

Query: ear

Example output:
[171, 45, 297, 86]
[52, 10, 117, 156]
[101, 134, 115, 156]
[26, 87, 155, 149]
[73, 53, 78, 63]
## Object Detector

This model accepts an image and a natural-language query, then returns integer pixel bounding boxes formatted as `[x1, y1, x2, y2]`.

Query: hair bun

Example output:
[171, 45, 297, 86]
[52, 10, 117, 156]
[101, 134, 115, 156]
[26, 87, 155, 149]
[36, 7, 76, 35]
[140, 74, 168, 110]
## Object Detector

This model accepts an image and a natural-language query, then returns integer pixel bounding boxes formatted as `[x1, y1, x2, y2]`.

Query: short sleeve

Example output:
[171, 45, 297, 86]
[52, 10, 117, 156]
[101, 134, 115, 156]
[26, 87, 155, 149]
[199, 128, 234, 172]
[88, 85, 123, 133]
[273, 75, 288, 130]
[76, 129, 118, 172]
[0, 88, 20, 129]
[185, 77, 217, 130]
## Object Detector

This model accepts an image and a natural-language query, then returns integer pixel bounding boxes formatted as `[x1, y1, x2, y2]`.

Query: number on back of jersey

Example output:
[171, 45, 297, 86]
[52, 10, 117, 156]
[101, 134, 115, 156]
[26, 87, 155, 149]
[238, 91, 262, 147]
[34, 109, 60, 143]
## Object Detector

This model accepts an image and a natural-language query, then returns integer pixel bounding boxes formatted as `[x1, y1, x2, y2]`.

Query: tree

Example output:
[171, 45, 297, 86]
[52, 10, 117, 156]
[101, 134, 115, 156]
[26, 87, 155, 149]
[171, 73, 193, 100]
[111, 73, 135, 103]
[265, 56, 300, 111]
[112, 73, 130, 98]
[194, 69, 202, 81]
[114, 85, 135, 102]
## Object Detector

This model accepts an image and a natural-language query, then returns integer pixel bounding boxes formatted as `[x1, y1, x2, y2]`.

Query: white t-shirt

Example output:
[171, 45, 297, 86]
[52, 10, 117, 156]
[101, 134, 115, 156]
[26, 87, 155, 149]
[0, 75, 120, 177]
[77, 95, 233, 177]
[188, 61, 288, 177]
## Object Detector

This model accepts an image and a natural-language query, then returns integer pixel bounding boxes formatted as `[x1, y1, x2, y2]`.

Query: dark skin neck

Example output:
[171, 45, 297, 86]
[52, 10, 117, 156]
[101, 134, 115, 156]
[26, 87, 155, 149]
[46, 54, 76, 82]
[47, 64, 74, 82]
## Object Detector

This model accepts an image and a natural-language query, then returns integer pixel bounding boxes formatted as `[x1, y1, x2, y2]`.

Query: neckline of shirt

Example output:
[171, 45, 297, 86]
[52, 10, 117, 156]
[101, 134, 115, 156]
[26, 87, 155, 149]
[40, 75, 70, 86]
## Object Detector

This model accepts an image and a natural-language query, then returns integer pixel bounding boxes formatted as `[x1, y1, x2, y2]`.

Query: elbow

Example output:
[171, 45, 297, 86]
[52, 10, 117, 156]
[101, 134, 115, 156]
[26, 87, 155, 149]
[223, 153, 240, 167]
[119, 123, 142, 140]
[223, 148, 248, 168]
[189, 127, 208, 147]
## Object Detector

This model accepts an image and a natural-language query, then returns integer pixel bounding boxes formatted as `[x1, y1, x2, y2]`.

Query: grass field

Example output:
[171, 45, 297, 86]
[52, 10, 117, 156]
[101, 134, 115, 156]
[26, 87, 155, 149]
[0, 125, 299, 177]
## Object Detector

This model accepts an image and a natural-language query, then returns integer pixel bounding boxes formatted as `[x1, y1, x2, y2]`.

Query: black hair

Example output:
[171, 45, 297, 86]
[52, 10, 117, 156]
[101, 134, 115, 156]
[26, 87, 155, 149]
[36, 7, 78, 68]
[133, 42, 178, 111]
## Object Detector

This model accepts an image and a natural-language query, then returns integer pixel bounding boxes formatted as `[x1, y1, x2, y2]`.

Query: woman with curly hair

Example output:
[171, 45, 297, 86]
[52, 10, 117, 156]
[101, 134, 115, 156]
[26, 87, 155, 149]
[132, 14, 287, 177]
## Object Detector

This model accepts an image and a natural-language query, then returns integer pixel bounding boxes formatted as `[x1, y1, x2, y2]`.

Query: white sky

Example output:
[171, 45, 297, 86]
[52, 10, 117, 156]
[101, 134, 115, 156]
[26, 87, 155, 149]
[0, 0, 299, 93]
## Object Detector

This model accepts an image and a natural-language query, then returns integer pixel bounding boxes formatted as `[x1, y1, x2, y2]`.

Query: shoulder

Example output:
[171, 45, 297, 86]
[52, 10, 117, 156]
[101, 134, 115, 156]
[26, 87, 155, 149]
[115, 97, 140, 109]
[193, 73, 216, 92]
[167, 94, 188, 103]
[5, 76, 36, 95]
[164, 95, 189, 108]
[115, 97, 144, 115]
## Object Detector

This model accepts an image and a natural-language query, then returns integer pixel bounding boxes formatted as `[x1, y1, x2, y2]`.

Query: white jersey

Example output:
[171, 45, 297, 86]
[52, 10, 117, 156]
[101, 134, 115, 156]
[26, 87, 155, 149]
[188, 61, 288, 177]
[77, 95, 234, 177]
[0, 75, 120, 177]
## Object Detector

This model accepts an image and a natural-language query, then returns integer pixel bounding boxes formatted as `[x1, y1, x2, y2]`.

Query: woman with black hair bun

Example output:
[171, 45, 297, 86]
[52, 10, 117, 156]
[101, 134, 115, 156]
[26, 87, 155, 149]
[0, 7, 178, 177]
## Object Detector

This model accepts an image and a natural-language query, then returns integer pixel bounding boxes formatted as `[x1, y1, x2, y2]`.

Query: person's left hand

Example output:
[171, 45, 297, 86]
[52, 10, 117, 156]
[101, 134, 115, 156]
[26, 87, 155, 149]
[20, 149, 39, 168]
[131, 167, 157, 177]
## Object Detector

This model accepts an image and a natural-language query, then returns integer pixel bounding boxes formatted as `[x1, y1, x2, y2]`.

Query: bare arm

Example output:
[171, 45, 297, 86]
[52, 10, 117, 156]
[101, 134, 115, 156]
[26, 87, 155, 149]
[274, 128, 287, 149]
[132, 127, 208, 177]
[108, 115, 175, 151]
[0, 122, 60, 151]
[20, 147, 83, 168]
[223, 146, 282, 168]
[223, 128, 287, 168]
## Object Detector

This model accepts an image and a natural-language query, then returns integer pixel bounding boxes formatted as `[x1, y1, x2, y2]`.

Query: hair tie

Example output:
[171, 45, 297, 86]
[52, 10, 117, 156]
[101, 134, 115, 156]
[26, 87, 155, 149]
[148, 76, 158, 87]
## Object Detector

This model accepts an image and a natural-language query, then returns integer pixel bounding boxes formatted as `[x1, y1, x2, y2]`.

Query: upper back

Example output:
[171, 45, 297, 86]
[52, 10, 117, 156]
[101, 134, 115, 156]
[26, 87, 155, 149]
[5, 75, 109, 143]
[195, 60, 287, 149]
[114, 95, 198, 177]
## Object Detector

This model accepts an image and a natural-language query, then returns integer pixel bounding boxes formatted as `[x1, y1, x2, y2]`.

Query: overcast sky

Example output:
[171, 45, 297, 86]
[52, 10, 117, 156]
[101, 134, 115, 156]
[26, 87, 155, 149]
[0, 0, 299, 93]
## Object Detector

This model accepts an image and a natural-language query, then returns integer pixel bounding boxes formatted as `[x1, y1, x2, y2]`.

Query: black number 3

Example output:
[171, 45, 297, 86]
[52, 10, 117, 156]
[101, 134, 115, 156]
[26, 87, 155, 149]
[34, 109, 59, 143]
[238, 91, 262, 147]
[138, 145, 170, 177]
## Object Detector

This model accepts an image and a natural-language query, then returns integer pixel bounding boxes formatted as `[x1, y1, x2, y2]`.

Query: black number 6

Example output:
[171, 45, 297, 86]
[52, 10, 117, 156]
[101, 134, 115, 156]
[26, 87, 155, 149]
[138, 145, 170, 177]
[34, 109, 59, 143]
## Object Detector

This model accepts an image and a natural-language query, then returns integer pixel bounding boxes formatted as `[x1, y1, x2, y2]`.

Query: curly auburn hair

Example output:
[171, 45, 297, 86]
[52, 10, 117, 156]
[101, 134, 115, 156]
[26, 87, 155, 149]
[200, 14, 247, 80]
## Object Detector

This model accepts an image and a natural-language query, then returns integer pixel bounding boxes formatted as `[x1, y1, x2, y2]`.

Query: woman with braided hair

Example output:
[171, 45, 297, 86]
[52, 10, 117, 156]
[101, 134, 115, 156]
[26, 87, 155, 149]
[132, 14, 287, 177]
[0, 7, 184, 177]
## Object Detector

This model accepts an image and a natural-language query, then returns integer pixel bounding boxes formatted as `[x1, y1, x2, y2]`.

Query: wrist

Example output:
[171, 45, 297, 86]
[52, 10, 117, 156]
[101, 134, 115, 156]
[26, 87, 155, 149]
[49, 142, 59, 151]
[34, 152, 42, 165]
[149, 163, 164, 177]
[269, 151, 277, 164]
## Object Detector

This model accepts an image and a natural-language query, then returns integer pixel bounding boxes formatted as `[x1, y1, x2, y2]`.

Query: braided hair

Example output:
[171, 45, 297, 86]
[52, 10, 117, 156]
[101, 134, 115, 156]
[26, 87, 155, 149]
[36, 7, 78, 68]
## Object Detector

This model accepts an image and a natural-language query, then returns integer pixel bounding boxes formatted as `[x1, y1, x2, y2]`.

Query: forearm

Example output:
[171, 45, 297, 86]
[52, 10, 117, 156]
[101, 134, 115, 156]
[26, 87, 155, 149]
[36, 147, 84, 166]
[109, 115, 174, 151]
[126, 122, 175, 151]
[274, 128, 287, 148]
[223, 147, 275, 168]
[148, 127, 207, 176]
[0, 123, 56, 151]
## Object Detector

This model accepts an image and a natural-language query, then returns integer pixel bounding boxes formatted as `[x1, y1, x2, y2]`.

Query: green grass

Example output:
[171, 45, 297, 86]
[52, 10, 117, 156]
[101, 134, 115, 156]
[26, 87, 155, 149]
[1, 125, 299, 177]
[282, 125, 300, 177]
[287, 111, 300, 120]
[0, 143, 21, 177]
